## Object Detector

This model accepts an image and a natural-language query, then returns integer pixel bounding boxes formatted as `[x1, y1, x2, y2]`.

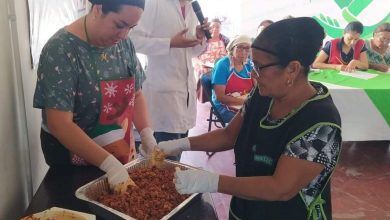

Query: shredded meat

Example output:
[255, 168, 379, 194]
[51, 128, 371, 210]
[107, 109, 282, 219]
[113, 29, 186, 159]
[97, 166, 189, 220]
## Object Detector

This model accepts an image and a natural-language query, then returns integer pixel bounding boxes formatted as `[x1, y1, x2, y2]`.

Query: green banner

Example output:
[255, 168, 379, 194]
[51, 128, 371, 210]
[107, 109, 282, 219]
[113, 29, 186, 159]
[313, 0, 390, 39]
[309, 69, 390, 126]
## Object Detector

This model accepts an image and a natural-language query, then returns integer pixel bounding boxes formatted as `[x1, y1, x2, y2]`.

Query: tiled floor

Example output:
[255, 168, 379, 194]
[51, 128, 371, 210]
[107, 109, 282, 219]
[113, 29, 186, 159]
[181, 101, 390, 220]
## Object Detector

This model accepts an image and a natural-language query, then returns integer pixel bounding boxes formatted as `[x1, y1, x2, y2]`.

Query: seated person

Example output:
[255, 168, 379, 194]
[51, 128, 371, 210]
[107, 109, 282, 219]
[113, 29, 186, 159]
[312, 21, 369, 72]
[365, 22, 390, 72]
[211, 35, 253, 123]
[257, 19, 274, 35]
[194, 18, 230, 103]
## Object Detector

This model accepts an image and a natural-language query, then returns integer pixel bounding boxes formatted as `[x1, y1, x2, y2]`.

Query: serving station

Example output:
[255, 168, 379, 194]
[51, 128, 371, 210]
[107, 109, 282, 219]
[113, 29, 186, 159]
[23, 165, 218, 220]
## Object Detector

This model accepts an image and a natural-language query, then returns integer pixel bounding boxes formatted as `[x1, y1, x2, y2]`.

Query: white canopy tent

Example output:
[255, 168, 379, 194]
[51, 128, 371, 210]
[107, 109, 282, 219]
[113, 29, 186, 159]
[1, 0, 388, 219]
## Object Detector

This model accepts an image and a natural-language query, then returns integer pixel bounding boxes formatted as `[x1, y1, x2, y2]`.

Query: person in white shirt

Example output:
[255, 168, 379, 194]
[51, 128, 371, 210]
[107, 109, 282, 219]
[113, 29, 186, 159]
[129, 0, 209, 160]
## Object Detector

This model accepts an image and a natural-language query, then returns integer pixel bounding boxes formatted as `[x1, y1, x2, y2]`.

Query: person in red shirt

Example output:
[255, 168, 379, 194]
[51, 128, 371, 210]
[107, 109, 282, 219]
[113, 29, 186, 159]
[194, 18, 230, 103]
[312, 21, 368, 72]
[211, 35, 254, 123]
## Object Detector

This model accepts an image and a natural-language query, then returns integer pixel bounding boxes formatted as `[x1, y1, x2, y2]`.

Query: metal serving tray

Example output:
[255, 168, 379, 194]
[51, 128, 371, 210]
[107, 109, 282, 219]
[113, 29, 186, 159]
[75, 158, 200, 220]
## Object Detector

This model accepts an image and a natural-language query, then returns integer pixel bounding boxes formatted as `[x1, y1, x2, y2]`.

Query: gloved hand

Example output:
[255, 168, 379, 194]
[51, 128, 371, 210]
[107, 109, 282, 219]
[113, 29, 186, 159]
[157, 137, 191, 156]
[174, 169, 219, 194]
[139, 127, 157, 157]
[99, 154, 136, 193]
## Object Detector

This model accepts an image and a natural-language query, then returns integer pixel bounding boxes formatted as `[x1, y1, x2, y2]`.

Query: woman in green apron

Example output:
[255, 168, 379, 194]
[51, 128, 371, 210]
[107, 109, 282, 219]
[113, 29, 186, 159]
[33, 0, 157, 192]
[154, 17, 342, 219]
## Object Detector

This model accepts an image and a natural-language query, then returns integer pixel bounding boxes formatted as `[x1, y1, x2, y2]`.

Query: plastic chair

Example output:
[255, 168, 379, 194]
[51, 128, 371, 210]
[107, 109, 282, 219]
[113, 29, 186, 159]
[200, 72, 226, 157]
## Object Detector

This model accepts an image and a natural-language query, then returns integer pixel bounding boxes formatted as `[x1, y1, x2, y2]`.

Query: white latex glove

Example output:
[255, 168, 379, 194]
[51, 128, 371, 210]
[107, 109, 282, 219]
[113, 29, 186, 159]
[174, 169, 219, 194]
[139, 127, 157, 157]
[157, 137, 191, 156]
[99, 154, 132, 192]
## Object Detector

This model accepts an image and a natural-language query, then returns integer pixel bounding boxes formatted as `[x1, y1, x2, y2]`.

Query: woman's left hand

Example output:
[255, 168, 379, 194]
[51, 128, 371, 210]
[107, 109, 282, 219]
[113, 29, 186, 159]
[174, 169, 219, 194]
[345, 59, 359, 72]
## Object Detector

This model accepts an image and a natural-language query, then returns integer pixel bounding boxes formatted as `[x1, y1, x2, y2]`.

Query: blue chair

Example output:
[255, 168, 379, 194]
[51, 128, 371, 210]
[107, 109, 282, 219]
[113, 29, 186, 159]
[200, 72, 226, 157]
[200, 72, 226, 131]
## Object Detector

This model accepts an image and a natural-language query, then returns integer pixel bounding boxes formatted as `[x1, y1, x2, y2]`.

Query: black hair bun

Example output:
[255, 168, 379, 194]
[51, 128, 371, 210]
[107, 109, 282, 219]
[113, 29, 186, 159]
[253, 17, 325, 67]
[88, 0, 144, 9]
[89, 0, 103, 3]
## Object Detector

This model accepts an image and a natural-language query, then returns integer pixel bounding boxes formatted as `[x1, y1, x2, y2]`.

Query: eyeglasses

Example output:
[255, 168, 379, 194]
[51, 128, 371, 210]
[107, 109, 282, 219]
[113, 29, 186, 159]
[378, 37, 390, 44]
[374, 33, 390, 44]
[250, 61, 280, 77]
[235, 46, 251, 52]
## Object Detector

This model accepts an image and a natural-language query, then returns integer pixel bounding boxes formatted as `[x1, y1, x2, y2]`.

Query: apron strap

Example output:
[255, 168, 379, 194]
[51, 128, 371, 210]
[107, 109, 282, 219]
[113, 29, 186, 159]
[306, 194, 327, 220]
[304, 143, 341, 220]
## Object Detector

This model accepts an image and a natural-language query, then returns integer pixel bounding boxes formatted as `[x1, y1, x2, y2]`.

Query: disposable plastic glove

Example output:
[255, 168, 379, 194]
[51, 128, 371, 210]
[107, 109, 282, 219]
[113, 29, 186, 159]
[139, 127, 157, 157]
[157, 137, 191, 156]
[174, 169, 219, 194]
[99, 154, 135, 193]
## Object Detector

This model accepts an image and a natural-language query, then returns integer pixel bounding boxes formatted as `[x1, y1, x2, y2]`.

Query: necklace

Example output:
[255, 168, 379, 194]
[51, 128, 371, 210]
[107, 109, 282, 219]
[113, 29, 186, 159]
[84, 15, 91, 44]
[84, 15, 108, 62]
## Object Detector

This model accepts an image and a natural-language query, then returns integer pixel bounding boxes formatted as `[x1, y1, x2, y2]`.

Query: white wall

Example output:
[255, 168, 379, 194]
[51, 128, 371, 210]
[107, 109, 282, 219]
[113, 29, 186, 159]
[15, 0, 48, 195]
[0, 0, 30, 218]
[0, 0, 47, 219]
[239, 0, 328, 37]
[198, 0, 241, 38]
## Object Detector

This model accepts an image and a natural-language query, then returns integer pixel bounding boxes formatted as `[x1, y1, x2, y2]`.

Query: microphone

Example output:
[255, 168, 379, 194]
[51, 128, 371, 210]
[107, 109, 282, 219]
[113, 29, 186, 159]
[191, 0, 211, 40]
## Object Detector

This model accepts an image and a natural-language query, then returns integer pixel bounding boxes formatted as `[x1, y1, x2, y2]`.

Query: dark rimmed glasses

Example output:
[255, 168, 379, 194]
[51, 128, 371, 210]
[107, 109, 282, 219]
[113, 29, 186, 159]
[250, 61, 280, 77]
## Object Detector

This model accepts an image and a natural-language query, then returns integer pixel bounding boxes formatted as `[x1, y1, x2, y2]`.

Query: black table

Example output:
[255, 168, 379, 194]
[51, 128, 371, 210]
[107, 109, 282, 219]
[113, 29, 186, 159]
[23, 166, 218, 220]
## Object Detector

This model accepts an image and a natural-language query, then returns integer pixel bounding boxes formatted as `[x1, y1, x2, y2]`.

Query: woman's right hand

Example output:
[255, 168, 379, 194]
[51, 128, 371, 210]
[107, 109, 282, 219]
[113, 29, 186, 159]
[99, 155, 136, 193]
